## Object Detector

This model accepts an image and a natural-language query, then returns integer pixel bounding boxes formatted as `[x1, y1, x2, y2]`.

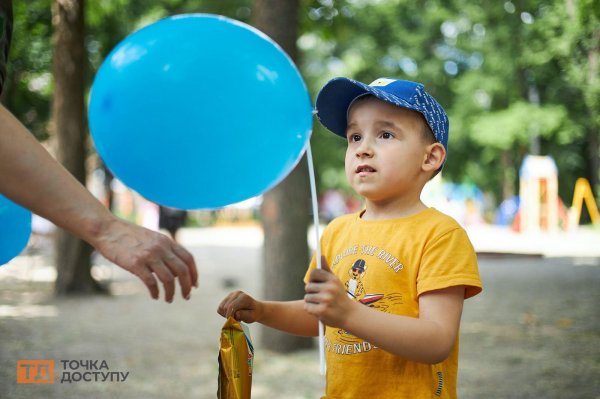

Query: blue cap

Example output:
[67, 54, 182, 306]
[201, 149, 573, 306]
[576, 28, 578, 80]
[315, 77, 449, 157]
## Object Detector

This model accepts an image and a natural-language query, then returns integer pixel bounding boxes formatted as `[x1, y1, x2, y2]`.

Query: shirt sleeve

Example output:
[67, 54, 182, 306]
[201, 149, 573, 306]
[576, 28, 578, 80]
[303, 254, 317, 284]
[303, 218, 337, 284]
[417, 227, 483, 299]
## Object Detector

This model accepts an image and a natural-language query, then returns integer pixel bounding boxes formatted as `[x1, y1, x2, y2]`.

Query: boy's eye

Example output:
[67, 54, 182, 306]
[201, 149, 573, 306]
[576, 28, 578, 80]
[381, 131, 393, 139]
[348, 134, 362, 142]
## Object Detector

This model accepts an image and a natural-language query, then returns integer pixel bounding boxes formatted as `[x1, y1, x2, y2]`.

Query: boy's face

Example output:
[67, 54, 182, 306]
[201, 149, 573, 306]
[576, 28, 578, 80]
[344, 96, 433, 203]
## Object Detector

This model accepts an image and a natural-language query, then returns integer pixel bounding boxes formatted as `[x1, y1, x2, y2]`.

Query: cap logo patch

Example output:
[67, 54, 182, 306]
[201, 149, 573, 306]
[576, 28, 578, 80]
[369, 78, 395, 87]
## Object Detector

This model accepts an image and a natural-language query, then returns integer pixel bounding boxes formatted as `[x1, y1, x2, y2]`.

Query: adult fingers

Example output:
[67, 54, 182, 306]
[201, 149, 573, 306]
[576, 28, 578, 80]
[173, 244, 198, 288]
[148, 260, 176, 303]
[164, 252, 193, 300]
[135, 266, 160, 300]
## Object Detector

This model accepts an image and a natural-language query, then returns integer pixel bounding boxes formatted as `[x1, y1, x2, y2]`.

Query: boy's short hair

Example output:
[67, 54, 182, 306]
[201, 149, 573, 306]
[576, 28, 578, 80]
[315, 77, 449, 171]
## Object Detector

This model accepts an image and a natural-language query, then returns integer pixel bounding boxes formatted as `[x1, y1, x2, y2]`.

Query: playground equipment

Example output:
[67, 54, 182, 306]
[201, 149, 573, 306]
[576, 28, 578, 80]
[517, 155, 560, 233]
[569, 177, 599, 228]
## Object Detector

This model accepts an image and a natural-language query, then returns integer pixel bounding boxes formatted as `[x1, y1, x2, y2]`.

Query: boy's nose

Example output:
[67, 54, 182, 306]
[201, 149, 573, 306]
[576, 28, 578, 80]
[355, 140, 374, 158]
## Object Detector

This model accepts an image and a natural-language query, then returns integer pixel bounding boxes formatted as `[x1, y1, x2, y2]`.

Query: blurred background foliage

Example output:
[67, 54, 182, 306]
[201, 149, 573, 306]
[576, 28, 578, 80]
[3, 0, 599, 209]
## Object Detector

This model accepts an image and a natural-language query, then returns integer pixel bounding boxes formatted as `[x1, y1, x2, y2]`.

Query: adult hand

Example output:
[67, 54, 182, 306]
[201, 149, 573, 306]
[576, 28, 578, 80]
[0, 104, 199, 302]
[94, 217, 198, 302]
[304, 256, 356, 329]
[217, 290, 264, 323]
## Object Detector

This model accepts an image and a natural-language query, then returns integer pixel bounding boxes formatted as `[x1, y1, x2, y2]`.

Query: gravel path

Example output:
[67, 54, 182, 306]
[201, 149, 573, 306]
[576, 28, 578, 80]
[1, 242, 598, 398]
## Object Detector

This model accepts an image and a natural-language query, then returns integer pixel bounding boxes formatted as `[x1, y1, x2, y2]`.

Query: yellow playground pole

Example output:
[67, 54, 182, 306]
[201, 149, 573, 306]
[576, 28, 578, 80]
[570, 178, 599, 226]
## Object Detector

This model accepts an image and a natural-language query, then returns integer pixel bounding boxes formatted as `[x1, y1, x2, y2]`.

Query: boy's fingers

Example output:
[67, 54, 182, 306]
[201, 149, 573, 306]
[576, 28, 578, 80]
[305, 282, 319, 293]
[304, 292, 321, 304]
[234, 309, 253, 322]
[320, 256, 332, 272]
[224, 291, 251, 318]
[225, 302, 236, 318]
[310, 268, 333, 283]
[217, 300, 227, 317]
[217, 291, 240, 317]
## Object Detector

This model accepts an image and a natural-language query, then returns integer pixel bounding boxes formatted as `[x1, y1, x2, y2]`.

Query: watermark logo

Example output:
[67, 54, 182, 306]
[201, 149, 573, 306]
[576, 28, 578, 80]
[16, 360, 55, 384]
[16, 359, 129, 384]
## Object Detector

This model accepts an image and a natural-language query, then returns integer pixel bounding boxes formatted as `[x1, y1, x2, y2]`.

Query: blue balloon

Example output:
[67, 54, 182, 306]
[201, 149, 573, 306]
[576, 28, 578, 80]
[89, 14, 313, 209]
[0, 195, 32, 265]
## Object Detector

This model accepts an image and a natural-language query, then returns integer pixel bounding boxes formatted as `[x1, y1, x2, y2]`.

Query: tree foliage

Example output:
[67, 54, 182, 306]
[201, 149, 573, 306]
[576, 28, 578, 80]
[300, 0, 599, 204]
[7, 0, 599, 209]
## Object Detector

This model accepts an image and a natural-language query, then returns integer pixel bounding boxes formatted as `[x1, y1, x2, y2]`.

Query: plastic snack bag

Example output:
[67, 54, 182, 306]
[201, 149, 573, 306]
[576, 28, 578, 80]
[218, 317, 254, 399]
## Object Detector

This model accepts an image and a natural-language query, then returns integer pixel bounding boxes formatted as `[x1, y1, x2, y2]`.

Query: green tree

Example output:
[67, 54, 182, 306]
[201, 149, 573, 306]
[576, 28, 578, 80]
[8, 0, 256, 296]
[254, 0, 314, 353]
[52, 0, 99, 295]
[9, 0, 599, 299]
[2, 0, 52, 139]
[300, 0, 598, 210]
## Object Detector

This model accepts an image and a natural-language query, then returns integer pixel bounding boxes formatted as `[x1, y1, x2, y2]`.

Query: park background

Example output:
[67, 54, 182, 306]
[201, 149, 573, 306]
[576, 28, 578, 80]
[1, 0, 599, 398]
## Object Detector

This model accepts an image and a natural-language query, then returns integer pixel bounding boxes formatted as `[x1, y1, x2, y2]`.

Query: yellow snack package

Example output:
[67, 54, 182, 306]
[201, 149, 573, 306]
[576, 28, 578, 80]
[218, 317, 254, 399]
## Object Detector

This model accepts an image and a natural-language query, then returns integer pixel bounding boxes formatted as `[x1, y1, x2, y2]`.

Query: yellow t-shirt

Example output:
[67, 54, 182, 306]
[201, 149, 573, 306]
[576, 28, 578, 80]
[305, 208, 482, 399]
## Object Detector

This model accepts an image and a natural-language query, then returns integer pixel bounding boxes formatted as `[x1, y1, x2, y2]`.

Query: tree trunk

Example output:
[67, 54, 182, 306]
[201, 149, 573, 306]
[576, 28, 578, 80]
[0, 0, 12, 103]
[52, 0, 98, 295]
[568, 0, 599, 198]
[500, 150, 514, 200]
[253, 0, 313, 352]
[586, 28, 599, 196]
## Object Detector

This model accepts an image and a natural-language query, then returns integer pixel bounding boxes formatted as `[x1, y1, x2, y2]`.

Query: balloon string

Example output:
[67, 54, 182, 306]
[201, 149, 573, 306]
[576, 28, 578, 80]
[306, 143, 326, 376]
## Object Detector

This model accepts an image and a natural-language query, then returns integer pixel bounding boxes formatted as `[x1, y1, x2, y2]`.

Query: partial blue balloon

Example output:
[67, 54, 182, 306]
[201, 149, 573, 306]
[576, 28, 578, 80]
[89, 14, 313, 209]
[0, 195, 32, 265]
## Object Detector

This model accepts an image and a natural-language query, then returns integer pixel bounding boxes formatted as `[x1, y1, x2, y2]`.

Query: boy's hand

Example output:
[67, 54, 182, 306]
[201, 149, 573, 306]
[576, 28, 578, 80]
[217, 290, 264, 323]
[304, 256, 356, 329]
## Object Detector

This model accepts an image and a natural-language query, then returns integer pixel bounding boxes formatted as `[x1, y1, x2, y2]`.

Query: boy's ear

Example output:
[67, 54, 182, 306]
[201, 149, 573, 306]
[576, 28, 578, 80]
[422, 143, 446, 173]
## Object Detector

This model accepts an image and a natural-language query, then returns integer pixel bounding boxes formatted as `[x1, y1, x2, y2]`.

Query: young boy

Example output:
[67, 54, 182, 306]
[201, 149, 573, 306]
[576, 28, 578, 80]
[218, 77, 482, 398]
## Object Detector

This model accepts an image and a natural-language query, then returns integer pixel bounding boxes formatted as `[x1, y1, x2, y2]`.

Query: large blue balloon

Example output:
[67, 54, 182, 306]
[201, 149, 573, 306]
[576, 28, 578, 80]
[89, 14, 313, 209]
[0, 195, 32, 265]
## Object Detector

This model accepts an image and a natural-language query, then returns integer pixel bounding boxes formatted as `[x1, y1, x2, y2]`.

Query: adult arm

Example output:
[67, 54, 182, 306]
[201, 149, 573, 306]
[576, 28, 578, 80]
[0, 104, 198, 302]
